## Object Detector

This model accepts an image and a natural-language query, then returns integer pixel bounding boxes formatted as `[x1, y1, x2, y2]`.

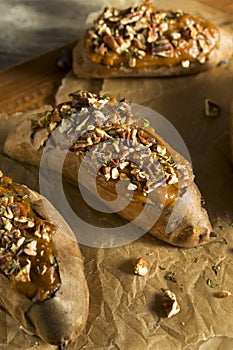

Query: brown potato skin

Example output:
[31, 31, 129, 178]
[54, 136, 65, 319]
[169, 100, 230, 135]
[73, 28, 232, 79]
[63, 141, 213, 248]
[3, 112, 213, 248]
[0, 183, 89, 346]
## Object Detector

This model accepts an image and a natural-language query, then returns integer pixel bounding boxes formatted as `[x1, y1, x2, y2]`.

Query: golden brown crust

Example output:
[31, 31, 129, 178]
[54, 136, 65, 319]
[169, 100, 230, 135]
[0, 178, 89, 346]
[3, 91, 214, 248]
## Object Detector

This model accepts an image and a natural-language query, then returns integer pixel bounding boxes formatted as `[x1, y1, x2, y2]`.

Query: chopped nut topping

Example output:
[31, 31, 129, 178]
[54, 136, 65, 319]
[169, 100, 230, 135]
[91, 122, 177, 195]
[60, 104, 71, 113]
[31, 91, 178, 202]
[0, 172, 60, 302]
[163, 289, 181, 318]
[128, 183, 138, 191]
[3, 219, 13, 232]
[111, 168, 119, 180]
[24, 240, 37, 256]
[3, 206, 14, 220]
[134, 257, 148, 276]
[181, 60, 190, 68]
[129, 56, 137, 67]
[156, 144, 166, 156]
[15, 260, 31, 283]
[119, 161, 129, 170]
[85, 1, 220, 69]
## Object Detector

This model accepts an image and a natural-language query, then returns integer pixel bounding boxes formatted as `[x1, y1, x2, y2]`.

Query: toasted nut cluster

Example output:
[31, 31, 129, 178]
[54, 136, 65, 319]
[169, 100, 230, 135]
[163, 289, 181, 318]
[31, 90, 133, 150]
[90, 123, 178, 195]
[31, 90, 178, 198]
[134, 257, 148, 276]
[85, 0, 220, 68]
[0, 172, 60, 302]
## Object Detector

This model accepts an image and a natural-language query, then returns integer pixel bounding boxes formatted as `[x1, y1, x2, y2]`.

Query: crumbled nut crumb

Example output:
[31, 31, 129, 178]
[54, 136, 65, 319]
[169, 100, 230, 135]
[134, 257, 148, 276]
[163, 289, 181, 318]
[217, 290, 231, 298]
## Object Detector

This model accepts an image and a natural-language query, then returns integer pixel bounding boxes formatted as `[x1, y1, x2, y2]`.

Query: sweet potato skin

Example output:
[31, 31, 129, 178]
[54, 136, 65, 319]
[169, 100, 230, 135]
[3, 109, 213, 248]
[0, 183, 89, 347]
[73, 28, 233, 79]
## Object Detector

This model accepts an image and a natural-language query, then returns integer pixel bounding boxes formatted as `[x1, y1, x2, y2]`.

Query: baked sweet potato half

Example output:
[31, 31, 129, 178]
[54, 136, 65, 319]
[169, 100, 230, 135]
[73, 0, 233, 78]
[3, 90, 214, 248]
[0, 171, 89, 349]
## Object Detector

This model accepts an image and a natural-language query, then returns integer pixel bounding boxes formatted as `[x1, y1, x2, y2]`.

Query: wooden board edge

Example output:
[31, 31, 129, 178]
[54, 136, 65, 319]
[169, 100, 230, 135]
[0, 40, 77, 115]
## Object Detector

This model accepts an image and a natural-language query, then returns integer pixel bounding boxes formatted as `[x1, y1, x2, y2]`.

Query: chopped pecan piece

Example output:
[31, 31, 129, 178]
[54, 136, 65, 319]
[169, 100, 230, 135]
[163, 289, 181, 318]
[151, 39, 174, 57]
[134, 257, 148, 276]
[104, 35, 120, 52]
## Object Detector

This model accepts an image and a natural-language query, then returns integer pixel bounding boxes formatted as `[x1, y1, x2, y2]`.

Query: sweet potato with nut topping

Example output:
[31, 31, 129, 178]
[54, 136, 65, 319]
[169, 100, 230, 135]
[0, 171, 89, 349]
[73, 1, 232, 78]
[3, 90, 214, 248]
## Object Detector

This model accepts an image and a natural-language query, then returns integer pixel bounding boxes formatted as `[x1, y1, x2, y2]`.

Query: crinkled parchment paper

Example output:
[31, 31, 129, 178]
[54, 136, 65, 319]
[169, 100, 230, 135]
[1, 0, 233, 349]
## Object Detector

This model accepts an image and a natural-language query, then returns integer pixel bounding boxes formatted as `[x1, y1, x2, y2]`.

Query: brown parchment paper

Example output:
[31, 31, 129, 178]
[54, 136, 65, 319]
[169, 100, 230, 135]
[1, 0, 233, 349]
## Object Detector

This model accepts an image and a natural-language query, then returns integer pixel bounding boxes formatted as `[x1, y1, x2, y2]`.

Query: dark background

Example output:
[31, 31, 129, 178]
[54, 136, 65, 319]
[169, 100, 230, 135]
[0, 0, 103, 70]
